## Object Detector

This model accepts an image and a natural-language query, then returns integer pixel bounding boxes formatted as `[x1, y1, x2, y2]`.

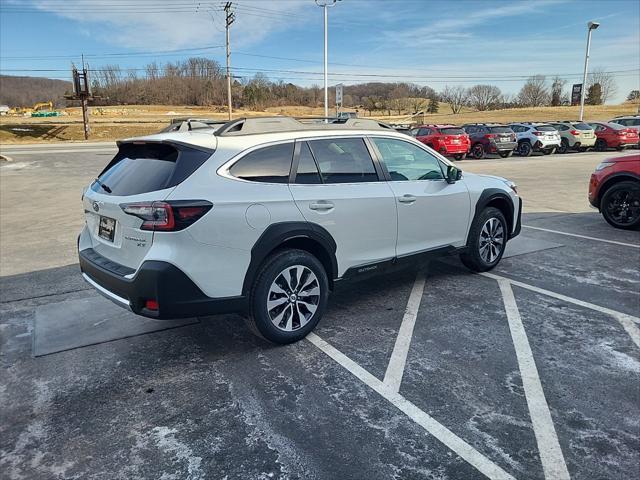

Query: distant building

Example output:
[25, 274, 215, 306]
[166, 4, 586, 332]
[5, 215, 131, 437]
[0, 105, 10, 115]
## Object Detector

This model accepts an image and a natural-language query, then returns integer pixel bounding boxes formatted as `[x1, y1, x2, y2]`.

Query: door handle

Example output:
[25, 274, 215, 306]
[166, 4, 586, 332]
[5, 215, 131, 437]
[397, 194, 417, 204]
[309, 201, 334, 211]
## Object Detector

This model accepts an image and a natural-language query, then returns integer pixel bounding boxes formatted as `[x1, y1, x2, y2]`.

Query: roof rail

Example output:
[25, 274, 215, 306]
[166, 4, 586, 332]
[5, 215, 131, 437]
[215, 116, 393, 136]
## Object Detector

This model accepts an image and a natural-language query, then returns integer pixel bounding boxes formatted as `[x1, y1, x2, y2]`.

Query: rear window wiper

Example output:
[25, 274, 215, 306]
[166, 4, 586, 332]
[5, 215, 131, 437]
[94, 178, 112, 193]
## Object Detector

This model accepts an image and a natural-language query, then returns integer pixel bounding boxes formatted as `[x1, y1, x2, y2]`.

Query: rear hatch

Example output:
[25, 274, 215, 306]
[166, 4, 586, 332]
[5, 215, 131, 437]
[535, 125, 560, 142]
[488, 126, 516, 144]
[82, 141, 212, 270]
[572, 122, 595, 139]
[440, 127, 469, 146]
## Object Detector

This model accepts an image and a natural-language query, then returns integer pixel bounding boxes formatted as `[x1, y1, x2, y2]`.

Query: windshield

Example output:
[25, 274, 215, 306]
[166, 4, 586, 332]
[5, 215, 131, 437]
[92, 143, 211, 196]
[489, 126, 513, 134]
[441, 128, 465, 135]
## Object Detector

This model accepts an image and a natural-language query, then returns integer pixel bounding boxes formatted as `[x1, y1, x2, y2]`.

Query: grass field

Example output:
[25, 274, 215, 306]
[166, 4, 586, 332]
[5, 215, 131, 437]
[1, 103, 637, 143]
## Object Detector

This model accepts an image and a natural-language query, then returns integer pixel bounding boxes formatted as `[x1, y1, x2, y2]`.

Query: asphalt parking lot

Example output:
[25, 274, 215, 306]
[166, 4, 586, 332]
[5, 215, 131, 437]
[1, 145, 639, 479]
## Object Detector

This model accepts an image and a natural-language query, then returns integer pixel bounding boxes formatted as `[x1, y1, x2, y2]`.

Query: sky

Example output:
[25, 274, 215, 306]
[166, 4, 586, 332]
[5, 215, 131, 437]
[1, 0, 639, 103]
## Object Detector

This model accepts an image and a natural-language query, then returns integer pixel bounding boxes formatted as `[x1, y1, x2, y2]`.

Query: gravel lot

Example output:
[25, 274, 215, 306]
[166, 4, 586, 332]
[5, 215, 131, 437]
[1, 144, 638, 479]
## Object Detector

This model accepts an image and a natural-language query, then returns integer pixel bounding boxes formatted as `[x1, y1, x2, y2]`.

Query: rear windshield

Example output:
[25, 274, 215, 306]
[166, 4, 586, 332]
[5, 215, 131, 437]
[489, 126, 513, 133]
[440, 128, 465, 135]
[91, 143, 211, 196]
[535, 125, 557, 132]
[572, 123, 593, 130]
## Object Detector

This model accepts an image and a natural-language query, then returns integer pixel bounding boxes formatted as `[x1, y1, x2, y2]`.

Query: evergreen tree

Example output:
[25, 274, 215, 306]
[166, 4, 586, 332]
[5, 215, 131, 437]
[427, 96, 439, 113]
[586, 83, 603, 105]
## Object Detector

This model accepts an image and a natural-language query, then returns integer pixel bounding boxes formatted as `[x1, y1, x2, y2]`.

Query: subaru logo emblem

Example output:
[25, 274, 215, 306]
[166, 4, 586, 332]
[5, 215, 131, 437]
[92, 201, 100, 212]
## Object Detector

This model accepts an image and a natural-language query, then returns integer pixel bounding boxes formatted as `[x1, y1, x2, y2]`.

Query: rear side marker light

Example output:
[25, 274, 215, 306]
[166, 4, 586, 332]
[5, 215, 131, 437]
[120, 200, 212, 232]
[145, 299, 159, 311]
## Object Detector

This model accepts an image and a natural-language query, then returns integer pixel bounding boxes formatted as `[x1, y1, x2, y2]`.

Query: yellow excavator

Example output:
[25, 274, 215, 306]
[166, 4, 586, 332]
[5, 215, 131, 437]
[32, 101, 54, 112]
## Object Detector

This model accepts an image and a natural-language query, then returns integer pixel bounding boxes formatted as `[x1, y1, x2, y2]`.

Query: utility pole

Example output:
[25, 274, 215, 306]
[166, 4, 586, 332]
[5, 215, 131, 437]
[224, 2, 235, 121]
[65, 55, 95, 140]
[579, 21, 600, 121]
[315, 0, 339, 121]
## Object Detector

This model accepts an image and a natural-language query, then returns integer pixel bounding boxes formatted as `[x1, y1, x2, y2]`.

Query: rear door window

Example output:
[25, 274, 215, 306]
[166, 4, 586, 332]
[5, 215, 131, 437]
[573, 123, 593, 130]
[418, 128, 431, 136]
[294, 142, 322, 184]
[92, 143, 210, 196]
[308, 137, 379, 184]
[229, 143, 294, 183]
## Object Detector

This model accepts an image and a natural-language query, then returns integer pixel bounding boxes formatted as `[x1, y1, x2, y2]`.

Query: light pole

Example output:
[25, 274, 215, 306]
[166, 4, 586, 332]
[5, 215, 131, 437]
[316, 0, 339, 120]
[579, 21, 600, 121]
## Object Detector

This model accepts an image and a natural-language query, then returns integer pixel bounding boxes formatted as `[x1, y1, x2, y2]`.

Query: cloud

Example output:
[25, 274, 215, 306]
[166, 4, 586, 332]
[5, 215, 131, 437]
[385, 0, 565, 46]
[29, 0, 313, 51]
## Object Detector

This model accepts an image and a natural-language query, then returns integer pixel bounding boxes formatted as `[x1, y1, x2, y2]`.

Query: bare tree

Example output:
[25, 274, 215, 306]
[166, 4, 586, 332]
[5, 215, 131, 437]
[389, 83, 410, 115]
[467, 84, 502, 111]
[588, 68, 617, 104]
[440, 85, 469, 114]
[550, 76, 566, 106]
[517, 75, 550, 107]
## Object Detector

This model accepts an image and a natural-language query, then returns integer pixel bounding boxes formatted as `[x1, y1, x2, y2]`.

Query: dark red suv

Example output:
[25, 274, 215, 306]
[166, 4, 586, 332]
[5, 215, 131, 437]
[589, 153, 640, 229]
[588, 122, 639, 151]
[462, 123, 517, 159]
[410, 124, 470, 160]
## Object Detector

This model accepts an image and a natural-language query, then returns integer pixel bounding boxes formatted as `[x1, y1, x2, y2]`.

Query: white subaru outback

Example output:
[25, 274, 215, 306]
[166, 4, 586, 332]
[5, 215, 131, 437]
[79, 117, 522, 344]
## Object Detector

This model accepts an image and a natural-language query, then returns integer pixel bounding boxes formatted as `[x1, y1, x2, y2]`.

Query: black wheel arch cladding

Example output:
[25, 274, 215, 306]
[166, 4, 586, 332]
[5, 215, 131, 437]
[474, 189, 516, 235]
[242, 222, 338, 296]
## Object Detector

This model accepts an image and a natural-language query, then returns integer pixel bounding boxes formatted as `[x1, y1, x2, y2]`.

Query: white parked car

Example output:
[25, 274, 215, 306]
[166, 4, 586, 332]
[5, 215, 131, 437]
[509, 122, 561, 156]
[79, 117, 522, 344]
[609, 115, 640, 134]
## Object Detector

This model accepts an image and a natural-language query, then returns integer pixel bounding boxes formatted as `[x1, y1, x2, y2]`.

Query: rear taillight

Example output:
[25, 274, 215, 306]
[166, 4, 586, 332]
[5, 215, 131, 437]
[533, 131, 543, 136]
[121, 200, 212, 231]
[484, 134, 496, 139]
[570, 130, 579, 135]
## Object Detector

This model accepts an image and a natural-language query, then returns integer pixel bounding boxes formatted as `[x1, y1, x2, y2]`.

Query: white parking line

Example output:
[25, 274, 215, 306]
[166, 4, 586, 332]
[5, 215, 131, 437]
[497, 280, 571, 480]
[383, 272, 425, 392]
[306, 333, 516, 480]
[481, 272, 640, 349]
[523, 225, 640, 248]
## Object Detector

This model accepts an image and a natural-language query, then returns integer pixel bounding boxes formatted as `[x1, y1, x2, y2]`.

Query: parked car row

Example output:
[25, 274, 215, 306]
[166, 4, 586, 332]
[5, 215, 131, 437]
[406, 115, 639, 160]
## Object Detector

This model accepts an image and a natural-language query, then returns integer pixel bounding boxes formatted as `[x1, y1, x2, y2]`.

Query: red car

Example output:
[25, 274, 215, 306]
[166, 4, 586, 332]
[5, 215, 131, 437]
[589, 153, 640, 229]
[410, 124, 470, 160]
[588, 121, 639, 151]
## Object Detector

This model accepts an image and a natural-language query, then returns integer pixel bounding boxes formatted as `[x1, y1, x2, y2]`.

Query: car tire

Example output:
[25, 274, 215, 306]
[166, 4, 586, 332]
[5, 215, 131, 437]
[453, 153, 466, 161]
[460, 207, 508, 272]
[498, 151, 513, 158]
[471, 143, 485, 159]
[600, 181, 640, 230]
[595, 139, 608, 152]
[558, 138, 569, 154]
[543, 149, 552, 155]
[246, 249, 329, 344]
[517, 141, 532, 157]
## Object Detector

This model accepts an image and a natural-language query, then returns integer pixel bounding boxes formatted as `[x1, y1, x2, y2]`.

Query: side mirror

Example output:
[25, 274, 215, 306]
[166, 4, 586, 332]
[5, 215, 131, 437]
[446, 165, 462, 184]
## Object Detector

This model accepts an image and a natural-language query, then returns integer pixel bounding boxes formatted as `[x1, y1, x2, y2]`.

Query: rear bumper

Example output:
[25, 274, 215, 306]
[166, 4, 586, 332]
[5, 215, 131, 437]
[442, 144, 470, 154]
[489, 141, 517, 153]
[79, 248, 246, 319]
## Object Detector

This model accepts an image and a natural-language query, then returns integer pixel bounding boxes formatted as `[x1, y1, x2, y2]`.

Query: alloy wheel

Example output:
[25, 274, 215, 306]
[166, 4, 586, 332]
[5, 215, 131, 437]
[478, 217, 504, 263]
[605, 189, 640, 226]
[267, 265, 320, 332]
